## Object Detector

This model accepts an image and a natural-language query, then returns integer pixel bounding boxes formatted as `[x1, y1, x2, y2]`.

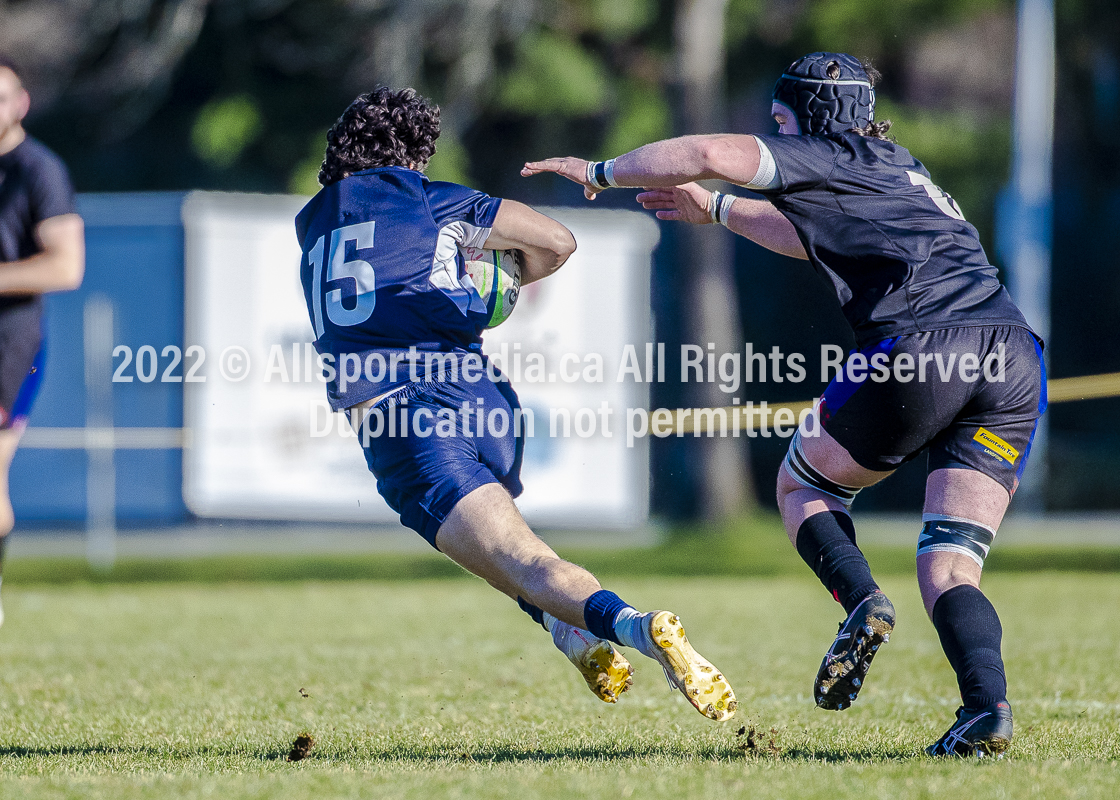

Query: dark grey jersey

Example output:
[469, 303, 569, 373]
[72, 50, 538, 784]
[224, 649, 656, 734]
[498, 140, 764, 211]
[0, 136, 76, 312]
[754, 132, 1029, 346]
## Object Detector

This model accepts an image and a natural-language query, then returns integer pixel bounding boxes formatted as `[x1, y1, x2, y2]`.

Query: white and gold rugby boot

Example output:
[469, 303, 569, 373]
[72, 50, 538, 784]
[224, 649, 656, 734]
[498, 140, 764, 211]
[644, 610, 737, 721]
[552, 622, 634, 703]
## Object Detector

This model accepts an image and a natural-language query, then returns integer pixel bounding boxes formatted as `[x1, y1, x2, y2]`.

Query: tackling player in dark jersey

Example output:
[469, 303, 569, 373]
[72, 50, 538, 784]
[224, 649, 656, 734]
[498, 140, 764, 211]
[524, 52, 1044, 757]
[0, 56, 85, 623]
[295, 88, 738, 721]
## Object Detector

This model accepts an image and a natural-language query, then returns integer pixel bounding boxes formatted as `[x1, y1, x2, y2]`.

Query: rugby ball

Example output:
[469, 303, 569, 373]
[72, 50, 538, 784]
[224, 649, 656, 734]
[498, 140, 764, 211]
[461, 247, 522, 328]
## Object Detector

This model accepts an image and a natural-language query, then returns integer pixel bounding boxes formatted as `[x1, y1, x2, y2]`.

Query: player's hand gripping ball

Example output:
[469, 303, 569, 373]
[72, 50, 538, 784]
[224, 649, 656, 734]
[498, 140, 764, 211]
[461, 247, 522, 328]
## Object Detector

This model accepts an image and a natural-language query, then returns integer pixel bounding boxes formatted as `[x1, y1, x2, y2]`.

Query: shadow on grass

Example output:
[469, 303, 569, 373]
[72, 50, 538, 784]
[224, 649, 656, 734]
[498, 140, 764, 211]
[0, 742, 737, 765]
[0, 742, 344, 764]
[0, 744, 243, 759]
[777, 746, 919, 763]
[0, 741, 925, 766]
[270, 741, 926, 766]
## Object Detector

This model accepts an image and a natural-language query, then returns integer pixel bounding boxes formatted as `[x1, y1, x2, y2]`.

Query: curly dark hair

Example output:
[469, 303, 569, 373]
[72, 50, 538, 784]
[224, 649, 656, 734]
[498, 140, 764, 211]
[846, 59, 894, 141]
[318, 87, 440, 186]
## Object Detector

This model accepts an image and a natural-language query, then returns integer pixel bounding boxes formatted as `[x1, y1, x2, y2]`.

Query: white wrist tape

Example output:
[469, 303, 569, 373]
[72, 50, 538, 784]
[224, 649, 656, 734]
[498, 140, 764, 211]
[586, 161, 605, 190]
[715, 193, 736, 225]
[603, 158, 619, 187]
[708, 191, 736, 225]
[708, 191, 723, 224]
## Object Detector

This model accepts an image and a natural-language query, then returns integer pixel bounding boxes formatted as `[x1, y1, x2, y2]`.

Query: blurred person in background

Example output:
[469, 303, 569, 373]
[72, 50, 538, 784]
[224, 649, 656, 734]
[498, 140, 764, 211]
[295, 87, 737, 722]
[0, 56, 85, 623]
[524, 52, 1045, 758]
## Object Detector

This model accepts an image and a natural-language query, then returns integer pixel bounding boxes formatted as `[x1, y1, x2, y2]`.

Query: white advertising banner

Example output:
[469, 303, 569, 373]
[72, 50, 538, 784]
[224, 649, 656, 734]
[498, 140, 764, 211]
[182, 192, 656, 528]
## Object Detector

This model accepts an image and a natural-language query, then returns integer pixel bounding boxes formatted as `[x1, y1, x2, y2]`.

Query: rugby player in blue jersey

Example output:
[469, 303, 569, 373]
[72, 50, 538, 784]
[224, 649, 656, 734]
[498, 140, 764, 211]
[295, 88, 737, 721]
[0, 57, 85, 624]
[524, 53, 1045, 757]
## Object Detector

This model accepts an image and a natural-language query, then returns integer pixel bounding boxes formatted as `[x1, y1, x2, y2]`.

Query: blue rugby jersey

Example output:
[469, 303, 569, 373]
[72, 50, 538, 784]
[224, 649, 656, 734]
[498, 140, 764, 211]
[753, 132, 1029, 347]
[295, 167, 501, 409]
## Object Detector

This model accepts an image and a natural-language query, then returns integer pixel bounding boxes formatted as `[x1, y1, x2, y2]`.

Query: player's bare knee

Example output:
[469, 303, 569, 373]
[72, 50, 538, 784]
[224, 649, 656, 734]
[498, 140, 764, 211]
[0, 497, 13, 538]
[917, 516, 990, 616]
[783, 431, 862, 507]
[778, 431, 862, 543]
[775, 462, 800, 507]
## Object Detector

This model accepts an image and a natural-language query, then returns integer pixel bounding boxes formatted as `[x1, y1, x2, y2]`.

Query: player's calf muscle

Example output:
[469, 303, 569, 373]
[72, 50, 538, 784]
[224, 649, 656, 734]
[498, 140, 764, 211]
[436, 485, 600, 626]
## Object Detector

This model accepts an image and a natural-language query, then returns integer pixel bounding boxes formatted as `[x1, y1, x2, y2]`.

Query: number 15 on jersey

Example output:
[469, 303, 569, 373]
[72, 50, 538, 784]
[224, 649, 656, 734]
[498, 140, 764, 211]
[307, 220, 377, 337]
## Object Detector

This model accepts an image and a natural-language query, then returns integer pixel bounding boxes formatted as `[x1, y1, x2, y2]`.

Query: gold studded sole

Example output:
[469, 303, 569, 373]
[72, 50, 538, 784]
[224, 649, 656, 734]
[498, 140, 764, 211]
[577, 640, 635, 704]
[647, 610, 738, 722]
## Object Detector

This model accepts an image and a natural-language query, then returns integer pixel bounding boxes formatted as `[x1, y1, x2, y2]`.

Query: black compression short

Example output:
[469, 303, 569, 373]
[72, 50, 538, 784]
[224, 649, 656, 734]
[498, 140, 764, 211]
[818, 325, 1046, 497]
[0, 300, 44, 429]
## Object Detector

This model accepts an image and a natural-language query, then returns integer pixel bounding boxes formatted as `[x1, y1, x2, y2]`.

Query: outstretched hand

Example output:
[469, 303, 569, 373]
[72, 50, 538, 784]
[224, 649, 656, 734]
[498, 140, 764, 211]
[521, 157, 603, 200]
[635, 183, 714, 225]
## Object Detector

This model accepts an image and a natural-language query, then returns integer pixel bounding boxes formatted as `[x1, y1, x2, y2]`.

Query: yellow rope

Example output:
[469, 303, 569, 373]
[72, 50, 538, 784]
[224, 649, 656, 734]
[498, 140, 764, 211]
[669, 372, 1120, 434]
[1047, 371, 1120, 403]
[671, 401, 814, 434]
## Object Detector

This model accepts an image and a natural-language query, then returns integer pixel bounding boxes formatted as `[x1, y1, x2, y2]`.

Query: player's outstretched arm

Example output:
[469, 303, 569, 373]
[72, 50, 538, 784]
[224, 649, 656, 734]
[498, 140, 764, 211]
[482, 200, 576, 286]
[637, 185, 807, 260]
[724, 198, 808, 260]
[521, 134, 762, 198]
[0, 213, 85, 294]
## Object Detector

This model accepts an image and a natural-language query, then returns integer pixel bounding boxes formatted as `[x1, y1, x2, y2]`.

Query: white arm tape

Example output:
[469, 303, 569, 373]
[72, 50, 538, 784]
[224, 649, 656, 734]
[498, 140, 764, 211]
[743, 136, 779, 190]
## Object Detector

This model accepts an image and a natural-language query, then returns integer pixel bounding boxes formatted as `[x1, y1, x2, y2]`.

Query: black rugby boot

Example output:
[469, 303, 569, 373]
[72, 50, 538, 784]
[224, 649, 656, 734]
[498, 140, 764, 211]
[814, 590, 895, 710]
[927, 701, 1013, 757]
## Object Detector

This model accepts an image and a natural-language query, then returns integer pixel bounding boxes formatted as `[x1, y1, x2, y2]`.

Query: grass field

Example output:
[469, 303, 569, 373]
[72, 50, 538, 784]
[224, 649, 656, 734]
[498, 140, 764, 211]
[9, 513, 1120, 586]
[0, 570, 1117, 799]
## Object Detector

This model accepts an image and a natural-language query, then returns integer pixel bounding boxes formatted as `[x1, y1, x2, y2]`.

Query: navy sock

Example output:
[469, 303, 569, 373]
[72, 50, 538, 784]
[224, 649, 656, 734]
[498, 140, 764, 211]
[516, 596, 546, 630]
[932, 584, 1007, 710]
[795, 510, 879, 615]
[583, 590, 631, 645]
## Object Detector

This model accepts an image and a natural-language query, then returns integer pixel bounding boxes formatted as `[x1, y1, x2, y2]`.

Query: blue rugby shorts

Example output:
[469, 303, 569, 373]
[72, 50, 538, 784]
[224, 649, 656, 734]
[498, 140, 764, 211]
[356, 374, 526, 548]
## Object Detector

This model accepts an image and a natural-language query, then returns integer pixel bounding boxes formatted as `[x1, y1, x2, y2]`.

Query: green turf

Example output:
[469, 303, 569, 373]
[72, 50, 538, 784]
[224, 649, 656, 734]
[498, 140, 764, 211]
[8, 514, 1120, 585]
[0, 574, 1117, 798]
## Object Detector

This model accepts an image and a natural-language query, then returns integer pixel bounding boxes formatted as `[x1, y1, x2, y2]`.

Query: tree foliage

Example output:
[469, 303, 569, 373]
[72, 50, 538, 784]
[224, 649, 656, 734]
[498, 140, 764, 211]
[2, 0, 1020, 226]
[17, 0, 1120, 512]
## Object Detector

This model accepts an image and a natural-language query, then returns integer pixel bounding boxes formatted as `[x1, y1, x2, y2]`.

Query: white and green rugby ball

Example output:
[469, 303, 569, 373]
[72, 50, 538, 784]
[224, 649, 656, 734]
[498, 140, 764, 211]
[462, 247, 522, 328]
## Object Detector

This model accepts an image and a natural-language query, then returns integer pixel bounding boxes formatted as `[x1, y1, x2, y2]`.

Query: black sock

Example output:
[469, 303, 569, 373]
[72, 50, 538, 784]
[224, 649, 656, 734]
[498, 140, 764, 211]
[795, 510, 879, 615]
[932, 584, 1007, 710]
[516, 596, 547, 630]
